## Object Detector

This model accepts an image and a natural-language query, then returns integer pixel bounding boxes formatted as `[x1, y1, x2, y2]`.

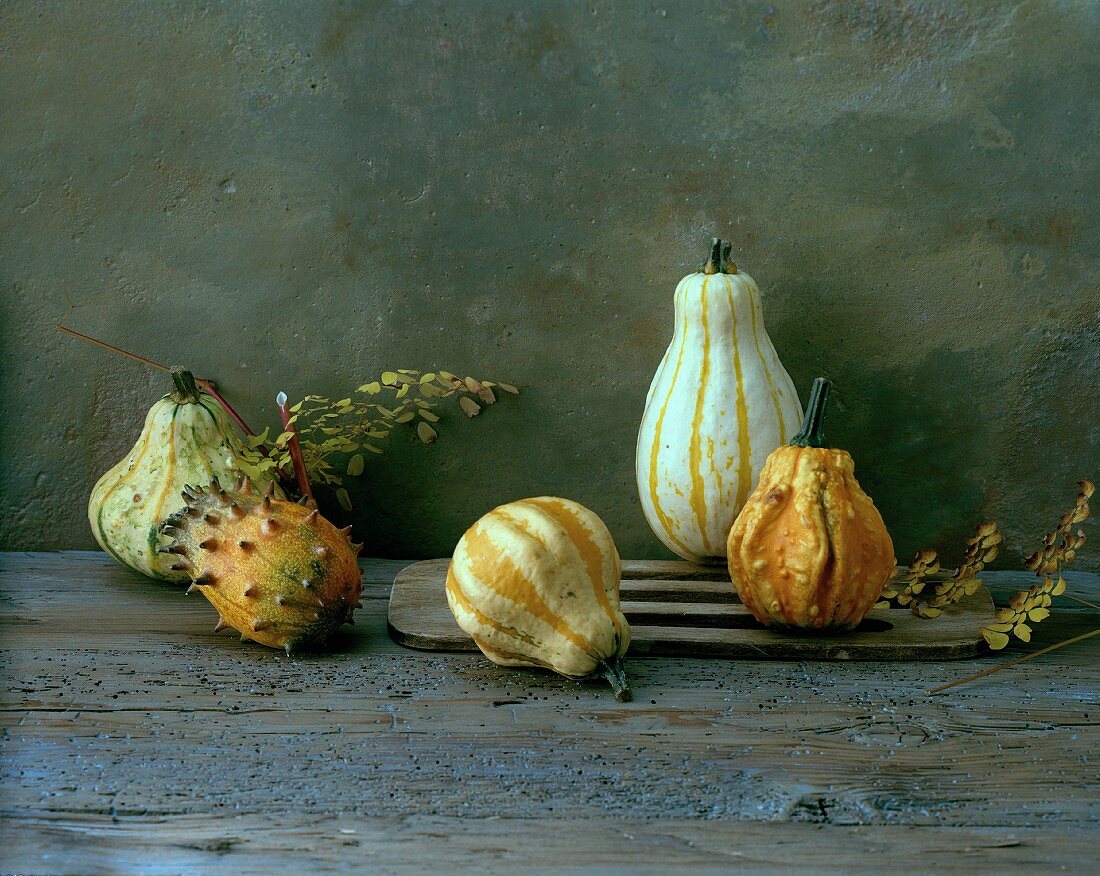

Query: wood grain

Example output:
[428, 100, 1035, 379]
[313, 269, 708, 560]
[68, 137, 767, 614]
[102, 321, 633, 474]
[389, 558, 995, 660]
[1, 552, 1098, 874]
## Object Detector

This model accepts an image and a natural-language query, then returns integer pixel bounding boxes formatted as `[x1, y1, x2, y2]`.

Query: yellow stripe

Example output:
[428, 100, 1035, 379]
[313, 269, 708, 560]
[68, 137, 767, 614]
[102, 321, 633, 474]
[743, 277, 786, 440]
[151, 409, 179, 532]
[647, 282, 693, 556]
[446, 565, 549, 654]
[462, 523, 601, 659]
[729, 282, 753, 509]
[688, 277, 712, 553]
[521, 498, 622, 642]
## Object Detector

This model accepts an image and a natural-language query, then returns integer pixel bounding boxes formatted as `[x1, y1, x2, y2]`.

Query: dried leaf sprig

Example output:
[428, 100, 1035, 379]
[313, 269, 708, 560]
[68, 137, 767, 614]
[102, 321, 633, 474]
[980, 480, 1093, 650]
[240, 370, 519, 509]
[877, 522, 1002, 619]
[929, 521, 1003, 611]
[877, 548, 940, 613]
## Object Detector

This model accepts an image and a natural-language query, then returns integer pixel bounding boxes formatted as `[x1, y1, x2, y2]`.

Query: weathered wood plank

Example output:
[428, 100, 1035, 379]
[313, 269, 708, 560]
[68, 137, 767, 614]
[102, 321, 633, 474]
[0, 815, 1093, 875]
[1, 552, 1098, 874]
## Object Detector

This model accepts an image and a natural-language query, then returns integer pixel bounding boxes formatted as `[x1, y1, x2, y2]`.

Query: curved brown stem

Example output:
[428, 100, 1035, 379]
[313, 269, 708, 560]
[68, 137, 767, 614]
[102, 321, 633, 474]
[58, 321, 262, 441]
[928, 627, 1100, 695]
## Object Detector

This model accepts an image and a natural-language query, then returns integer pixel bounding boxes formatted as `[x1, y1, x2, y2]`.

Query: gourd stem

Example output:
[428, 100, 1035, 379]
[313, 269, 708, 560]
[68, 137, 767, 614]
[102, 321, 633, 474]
[600, 657, 633, 703]
[169, 368, 202, 404]
[703, 238, 736, 275]
[791, 377, 830, 448]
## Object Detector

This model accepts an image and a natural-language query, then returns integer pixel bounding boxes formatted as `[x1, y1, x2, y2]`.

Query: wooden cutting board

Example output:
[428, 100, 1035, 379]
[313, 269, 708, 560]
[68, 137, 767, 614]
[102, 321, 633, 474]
[387, 559, 994, 661]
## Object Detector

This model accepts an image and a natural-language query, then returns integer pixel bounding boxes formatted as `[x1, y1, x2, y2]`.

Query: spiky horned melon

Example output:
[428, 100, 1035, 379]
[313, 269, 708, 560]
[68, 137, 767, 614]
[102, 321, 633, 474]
[446, 496, 632, 701]
[160, 478, 362, 654]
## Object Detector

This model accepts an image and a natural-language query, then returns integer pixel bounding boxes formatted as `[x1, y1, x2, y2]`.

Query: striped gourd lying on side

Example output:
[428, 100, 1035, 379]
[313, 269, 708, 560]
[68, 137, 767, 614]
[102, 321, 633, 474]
[636, 238, 803, 562]
[446, 497, 632, 701]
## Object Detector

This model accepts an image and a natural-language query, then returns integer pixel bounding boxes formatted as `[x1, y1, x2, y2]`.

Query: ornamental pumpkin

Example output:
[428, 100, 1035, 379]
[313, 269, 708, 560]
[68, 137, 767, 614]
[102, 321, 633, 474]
[446, 497, 632, 701]
[726, 377, 895, 631]
[636, 239, 802, 562]
[88, 369, 281, 581]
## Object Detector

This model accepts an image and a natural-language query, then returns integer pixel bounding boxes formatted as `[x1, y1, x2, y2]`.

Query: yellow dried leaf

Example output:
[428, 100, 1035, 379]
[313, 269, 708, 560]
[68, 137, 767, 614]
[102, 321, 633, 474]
[1013, 622, 1032, 642]
[1027, 607, 1050, 622]
[346, 454, 365, 477]
[478, 386, 497, 405]
[985, 621, 1015, 633]
[419, 409, 440, 422]
[419, 372, 436, 384]
[498, 382, 520, 394]
[982, 628, 1010, 650]
[915, 606, 942, 619]
[873, 600, 890, 610]
[358, 382, 381, 394]
[396, 384, 410, 399]
[459, 397, 481, 417]
[417, 422, 437, 444]
[464, 376, 482, 393]
[395, 412, 416, 423]
[335, 398, 352, 408]
[1052, 575, 1066, 596]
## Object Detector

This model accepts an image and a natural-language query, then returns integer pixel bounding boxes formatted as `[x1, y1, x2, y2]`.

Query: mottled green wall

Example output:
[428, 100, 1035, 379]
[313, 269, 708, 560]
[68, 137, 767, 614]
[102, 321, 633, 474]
[2, 1, 1098, 570]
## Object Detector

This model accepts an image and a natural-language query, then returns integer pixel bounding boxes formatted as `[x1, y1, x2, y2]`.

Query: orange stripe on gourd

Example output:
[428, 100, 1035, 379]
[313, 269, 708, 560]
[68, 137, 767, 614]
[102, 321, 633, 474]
[446, 564, 548, 654]
[688, 277, 712, 554]
[728, 284, 753, 511]
[647, 292, 693, 557]
[461, 522, 601, 660]
[743, 277, 786, 442]
[520, 497, 622, 642]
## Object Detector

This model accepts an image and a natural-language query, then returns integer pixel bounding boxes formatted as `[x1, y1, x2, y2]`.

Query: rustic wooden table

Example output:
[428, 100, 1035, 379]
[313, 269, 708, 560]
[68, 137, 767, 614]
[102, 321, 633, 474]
[1, 552, 1097, 874]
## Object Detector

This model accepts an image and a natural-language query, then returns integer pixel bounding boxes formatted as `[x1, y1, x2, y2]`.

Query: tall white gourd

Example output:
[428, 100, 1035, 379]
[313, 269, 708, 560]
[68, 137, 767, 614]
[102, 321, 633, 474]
[636, 239, 803, 561]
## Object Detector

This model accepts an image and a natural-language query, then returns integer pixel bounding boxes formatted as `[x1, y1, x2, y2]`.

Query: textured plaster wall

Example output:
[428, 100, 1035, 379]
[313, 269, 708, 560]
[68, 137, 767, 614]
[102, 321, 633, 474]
[1, 1, 1098, 569]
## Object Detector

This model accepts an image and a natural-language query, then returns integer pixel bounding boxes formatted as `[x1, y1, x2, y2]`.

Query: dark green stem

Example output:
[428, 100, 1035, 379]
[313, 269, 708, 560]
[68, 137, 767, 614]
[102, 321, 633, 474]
[600, 656, 633, 702]
[169, 368, 202, 404]
[703, 238, 735, 275]
[791, 377, 831, 448]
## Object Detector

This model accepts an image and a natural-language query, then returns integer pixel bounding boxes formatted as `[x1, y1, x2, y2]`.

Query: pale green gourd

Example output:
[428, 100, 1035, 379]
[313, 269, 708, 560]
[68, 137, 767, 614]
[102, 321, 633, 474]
[88, 369, 282, 581]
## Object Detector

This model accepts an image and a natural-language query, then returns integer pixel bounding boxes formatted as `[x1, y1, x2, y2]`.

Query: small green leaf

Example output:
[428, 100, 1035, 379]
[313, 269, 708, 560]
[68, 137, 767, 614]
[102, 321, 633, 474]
[459, 397, 481, 417]
[381, 372, 399, 385]
[982, 628, 1010, 650]
[417, 421, 438, 444]
[347, 454, 365, 477]
[336, 488, 353, 512]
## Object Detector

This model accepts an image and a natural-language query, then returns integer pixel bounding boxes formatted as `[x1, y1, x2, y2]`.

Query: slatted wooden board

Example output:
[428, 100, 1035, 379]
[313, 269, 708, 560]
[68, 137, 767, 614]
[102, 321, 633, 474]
[388, 558, 995, 661]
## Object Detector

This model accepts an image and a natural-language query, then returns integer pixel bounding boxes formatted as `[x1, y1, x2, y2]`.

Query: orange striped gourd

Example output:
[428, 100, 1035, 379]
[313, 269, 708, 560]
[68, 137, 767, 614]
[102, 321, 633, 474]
[89, 369, 281, 581]
[446, 497, 632, 701]
[636, 239, 802, 562]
